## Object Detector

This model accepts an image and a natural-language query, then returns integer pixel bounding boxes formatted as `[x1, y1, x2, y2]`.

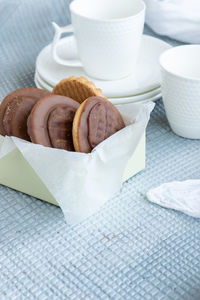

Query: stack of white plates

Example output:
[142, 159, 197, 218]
[35, 35, 171, 105]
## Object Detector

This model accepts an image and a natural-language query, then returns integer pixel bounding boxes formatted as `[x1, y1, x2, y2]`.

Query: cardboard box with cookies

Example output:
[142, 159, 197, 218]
[0, 77, 154, 224]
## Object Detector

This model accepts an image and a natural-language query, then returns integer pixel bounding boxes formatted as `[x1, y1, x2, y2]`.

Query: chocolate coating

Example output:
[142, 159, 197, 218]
[74, 96, 125, 153]
[28, 95, 80, 151]
[0, 88, 50, 140]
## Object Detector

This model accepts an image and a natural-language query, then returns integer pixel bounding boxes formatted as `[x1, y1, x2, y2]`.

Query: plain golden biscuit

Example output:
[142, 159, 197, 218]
[52, 76, 103, 104]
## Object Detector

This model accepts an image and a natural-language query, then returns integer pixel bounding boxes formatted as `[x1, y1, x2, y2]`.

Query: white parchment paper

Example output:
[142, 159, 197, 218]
[0, 102, 154, 224]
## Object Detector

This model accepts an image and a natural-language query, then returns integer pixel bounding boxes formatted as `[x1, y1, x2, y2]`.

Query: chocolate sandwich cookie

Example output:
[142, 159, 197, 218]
[0, 88, 50, 140]
[73, 96, 125, 153]
[28, 95, 80, 151]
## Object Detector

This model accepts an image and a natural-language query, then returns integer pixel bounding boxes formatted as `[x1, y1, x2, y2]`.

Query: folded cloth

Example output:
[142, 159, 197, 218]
[147, 180, 200, 218]
[144, 0, 200, 44]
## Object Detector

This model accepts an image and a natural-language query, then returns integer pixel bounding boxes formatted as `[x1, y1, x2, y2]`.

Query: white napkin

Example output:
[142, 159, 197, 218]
[147, 180, 200, 218]
[0, 102, 154, 224]
[144, 0, 200, 44]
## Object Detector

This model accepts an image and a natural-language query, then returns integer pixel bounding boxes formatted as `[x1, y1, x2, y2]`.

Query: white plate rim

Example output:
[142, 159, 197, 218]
[35, 72, 53, 91]
[35, 72, 161, 101]
[35, 34, 171, 97]
[110, 93, 162, 104]
[36, 69, 161, 98]
[34, 75, 161, 103]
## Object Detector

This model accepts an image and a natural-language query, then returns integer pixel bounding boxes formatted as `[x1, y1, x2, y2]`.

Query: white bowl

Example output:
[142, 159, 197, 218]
[160, 45, 200, 139]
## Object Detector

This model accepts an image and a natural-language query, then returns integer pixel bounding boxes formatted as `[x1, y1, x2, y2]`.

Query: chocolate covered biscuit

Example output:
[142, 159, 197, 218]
[28, 95, 80, 151]
[73, 96, 125, 153]
[0, 88, 50, 140]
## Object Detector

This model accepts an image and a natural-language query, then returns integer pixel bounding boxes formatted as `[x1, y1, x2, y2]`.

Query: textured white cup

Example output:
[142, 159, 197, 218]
[52, 0, 145, 80]
[160, 45, 200, 139]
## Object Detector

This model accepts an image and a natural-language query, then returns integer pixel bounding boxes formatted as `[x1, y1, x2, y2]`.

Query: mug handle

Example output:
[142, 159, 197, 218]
[51, 22, 82, 67]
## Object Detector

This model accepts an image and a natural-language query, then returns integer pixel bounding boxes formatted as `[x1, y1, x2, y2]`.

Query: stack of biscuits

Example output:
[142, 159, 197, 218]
[0, 77, 125, 153]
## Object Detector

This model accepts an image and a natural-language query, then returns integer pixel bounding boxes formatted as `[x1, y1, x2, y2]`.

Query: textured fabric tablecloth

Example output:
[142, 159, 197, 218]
[0, 1, 200, 299]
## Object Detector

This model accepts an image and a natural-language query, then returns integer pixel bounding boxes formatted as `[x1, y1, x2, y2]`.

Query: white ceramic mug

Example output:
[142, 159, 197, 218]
[160, 45, 200, 139]
[51, 0, 145, 80]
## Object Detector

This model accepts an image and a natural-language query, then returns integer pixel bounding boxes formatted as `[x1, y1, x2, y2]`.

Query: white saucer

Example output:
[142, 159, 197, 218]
[36, 35, 171, 98]
[35, 71, 53, 91]
[115, 93, 162, 104]
[109, 90, 162, 105]
[35, 73, 162, 104]
[35, 69, 161, 98]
